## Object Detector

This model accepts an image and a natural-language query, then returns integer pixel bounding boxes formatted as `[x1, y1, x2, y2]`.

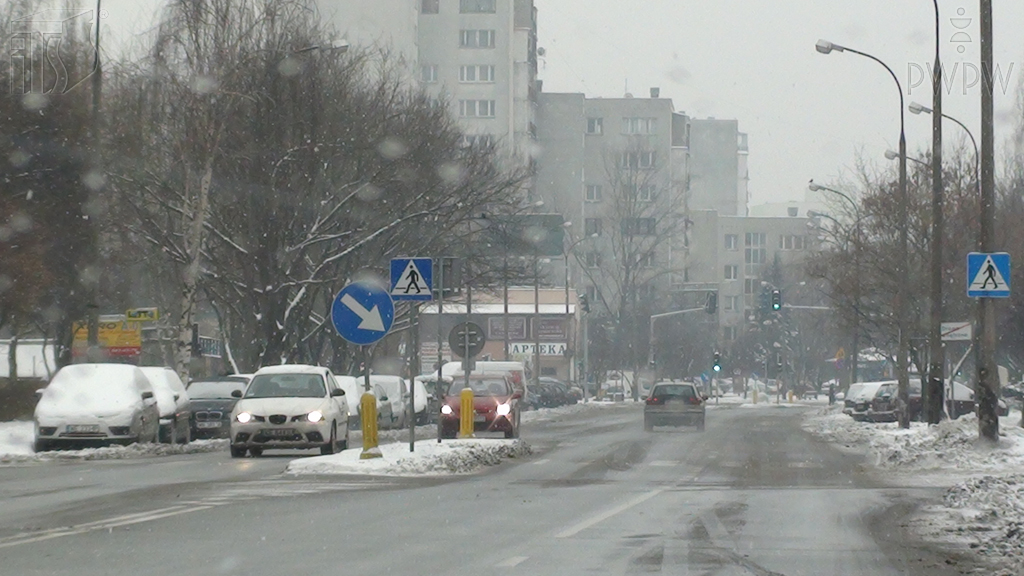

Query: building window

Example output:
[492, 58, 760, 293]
[744, 232, 766, 276]
[724, 295, 740, 311]
[585, 285, 600, 302]
[585, 252, 602, 268]
[637, 185, 655, 202]
[460, 29, 496, 48]
[462, 134, 494, 147]
[622, 217, 656, 236]
[724, 326, 738, 341]
[460, 0, 496, 13]
[724, 234, 738, 251]
[585, 185, 603, 202]
[621, 151, 656, 169]
[459, 65, 495, 83]
[622, 117, 657, 134]
[587, 117, 603, 135]
[779, 235, 806, 250]
[459, 99, 496, 118]
[420, 64, 437, 83]
[724, 265, 739, 280]
[744, 278, 759, 295]
[421, 0, 439, 14]
[745, 232, 766, 247]
[639, 253, 655, 268]
[788, 207, 799, 217]
[584, 218, 602, 236]
[638, 284, 655, 298]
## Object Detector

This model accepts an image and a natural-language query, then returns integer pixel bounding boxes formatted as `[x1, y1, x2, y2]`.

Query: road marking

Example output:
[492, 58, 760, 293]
[495, 556, 529, 567]
[649, 460, 679, 467]
[0, 505, 212, 549]
[787, 462, 823, 469]
[555, 489, 663, 539]
[532, 459, 550, 465]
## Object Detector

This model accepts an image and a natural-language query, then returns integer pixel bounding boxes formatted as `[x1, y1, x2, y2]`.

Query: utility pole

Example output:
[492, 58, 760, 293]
[977, 0, 999, 442]
[86, 0, 104, 362]
[926, 0, 946, 425]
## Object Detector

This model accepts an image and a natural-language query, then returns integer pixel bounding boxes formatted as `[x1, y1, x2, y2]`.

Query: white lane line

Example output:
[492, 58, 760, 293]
[495, 556, 529, 568]
[0, 505, 212, 549]
[649, 460, 679, 467]
[555, 489, 663, 539]
[532, 459, 550, 465]
[787, 462, 823, 469]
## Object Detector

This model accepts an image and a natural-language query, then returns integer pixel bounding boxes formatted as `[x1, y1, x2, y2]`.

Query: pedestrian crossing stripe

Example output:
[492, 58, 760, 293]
[390, 258, 433, 300]
[967, 252, 1011, 298]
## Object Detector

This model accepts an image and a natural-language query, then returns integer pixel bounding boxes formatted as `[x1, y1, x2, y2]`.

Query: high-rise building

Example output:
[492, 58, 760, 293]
[317, 0, 538, 163]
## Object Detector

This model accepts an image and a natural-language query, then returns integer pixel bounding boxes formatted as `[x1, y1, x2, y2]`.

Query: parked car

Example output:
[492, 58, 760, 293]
[439, 374, 521, 439]
[443, 361, 528, 400]
[356, 384, 395, 429]
[335, 375, 363, 426]
[849, 382, 888, 421]
[229, 365, 349, 458]
[539, 377, 577, 406]
[33, 364, 160, 451]
[842, 383, 868, 416]
[415, 374, 448, 424]
[139, 367, 192, 444]
[644, 381, 705, 431]
[369, 375, 410, 429]
[186, 375, 250, 439]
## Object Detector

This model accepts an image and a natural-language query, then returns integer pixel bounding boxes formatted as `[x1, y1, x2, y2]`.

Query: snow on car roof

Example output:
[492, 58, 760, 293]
[254, 364, 327, 376]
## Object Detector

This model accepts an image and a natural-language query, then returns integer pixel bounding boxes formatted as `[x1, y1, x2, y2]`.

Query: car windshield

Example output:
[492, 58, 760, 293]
[652, 385, 697, 399]
[448, 379, 510, 397]
[187, 379, 247, 399]
[244, 374, 325, 398]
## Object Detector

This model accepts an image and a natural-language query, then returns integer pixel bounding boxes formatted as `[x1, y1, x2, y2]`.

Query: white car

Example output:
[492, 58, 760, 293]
[229, 365, 349, 458]
[33, 364, 160, 451]
[336, 375, 364, 425]
[370, 375, 410, 429]
[356, 384, 395, 429]
[139, 367, 192, 444]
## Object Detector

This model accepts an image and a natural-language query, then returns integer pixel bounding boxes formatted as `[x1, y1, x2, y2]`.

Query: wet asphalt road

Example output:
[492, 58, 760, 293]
[0, 403, 973, 575]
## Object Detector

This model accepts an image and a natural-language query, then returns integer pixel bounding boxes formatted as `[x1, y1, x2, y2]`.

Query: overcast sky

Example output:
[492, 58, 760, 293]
[98, 1, 1024, 205]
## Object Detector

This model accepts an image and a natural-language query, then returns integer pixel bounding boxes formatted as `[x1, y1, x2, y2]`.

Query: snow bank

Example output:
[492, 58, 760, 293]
[521, 400, 630, 423]
[804, 409, 1024, 471]
[0, 420, 228, 464]
[285, 438, 531, 476]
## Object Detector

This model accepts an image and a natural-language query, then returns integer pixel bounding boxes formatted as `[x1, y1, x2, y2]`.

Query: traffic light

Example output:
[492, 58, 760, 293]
[771, 289, 782, 311]
[775, 352, 783, 372]
[759, 287, 771, 312]
[712, 352, 722, 373]
[579, 293, 591, 313]
[705, 291, 718, 314]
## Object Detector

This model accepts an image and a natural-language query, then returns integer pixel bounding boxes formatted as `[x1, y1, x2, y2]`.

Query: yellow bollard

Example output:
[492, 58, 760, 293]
[459, 388, 475, 439]
[360, 392, 381, 459]
[788, 390, 794, 403]
[752, 388, 758, 404]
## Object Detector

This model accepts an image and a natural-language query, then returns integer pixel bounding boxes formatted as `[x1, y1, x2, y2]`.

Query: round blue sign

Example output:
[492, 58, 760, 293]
[331, 281, 395, 346]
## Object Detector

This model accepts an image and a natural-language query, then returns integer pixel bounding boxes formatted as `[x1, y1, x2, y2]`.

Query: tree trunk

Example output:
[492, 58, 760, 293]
[8, 331, 18, 387]
[176, 163, 213, 383]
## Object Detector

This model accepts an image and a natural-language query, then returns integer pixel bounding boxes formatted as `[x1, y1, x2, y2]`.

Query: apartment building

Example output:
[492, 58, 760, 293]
[317, 0, 539, 162]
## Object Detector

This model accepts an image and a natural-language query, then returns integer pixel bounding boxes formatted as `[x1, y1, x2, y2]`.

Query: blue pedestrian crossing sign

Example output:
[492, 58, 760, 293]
[331, 281, 395, 345]
[390, 258, 433, 301]
[967, 252, 1011, 298]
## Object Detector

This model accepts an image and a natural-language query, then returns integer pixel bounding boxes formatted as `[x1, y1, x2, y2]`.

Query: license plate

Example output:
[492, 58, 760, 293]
[667, 400, 687, 407]
[265, 428, 297, 437]
[197, 422, 222, 429]
[67, 424, 100, 433]
[474, 414, 487, 423]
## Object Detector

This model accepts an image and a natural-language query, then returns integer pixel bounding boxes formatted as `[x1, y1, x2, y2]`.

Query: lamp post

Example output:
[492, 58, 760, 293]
[927, 0, 945, 428]
[909, 102, 980, 185]
[817, 39, 911, 428]
[564, 230, 598, 386]
[978, 0, 998, 442]
[808, 181, 862, 386]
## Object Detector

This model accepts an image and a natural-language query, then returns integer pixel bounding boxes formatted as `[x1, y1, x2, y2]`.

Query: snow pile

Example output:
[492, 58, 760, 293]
[804, 409, 1024, 471]
[0, 420, 228, 464]
[286, 438, 532, 476]
[521, 401, 630, 423]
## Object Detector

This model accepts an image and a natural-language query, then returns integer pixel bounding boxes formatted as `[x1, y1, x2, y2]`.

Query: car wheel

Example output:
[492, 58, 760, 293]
[177, 420, 190, 445]
[643, 416, 653, 432]
[697, 418, 706, 432]
[33, 439, 50, 453]
[230, 446, 247, 458]
[320, 424, 337, 455]
[441, 427, 457, 440]
[249, 447, 263, 457]
[340, 428, 349, 451]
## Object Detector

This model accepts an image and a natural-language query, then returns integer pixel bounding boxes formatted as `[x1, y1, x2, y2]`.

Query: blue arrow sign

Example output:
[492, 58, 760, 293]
[967, 252, 1011, 298]
[331, 281, 395, 345]
[390, 257, 433, 301]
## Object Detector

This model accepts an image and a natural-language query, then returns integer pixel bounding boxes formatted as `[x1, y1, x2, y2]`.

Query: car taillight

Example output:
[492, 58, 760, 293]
[690, 397, 702, 405]
[646, 396, 658, 405]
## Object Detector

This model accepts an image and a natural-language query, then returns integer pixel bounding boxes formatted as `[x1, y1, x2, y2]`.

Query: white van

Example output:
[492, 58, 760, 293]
[443, 361, 528, 398]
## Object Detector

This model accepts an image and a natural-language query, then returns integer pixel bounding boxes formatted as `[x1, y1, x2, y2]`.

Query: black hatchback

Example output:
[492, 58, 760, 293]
[186, 376, 250, 439]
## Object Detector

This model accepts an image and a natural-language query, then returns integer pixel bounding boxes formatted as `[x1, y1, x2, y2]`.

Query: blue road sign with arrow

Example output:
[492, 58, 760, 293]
[331, 281, 395, 345]
[967, 252, 1011, 298]
[390, 258, 433, 301]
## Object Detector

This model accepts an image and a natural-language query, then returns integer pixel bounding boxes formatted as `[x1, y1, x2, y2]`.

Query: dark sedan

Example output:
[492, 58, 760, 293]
[186, 376, 250, 439]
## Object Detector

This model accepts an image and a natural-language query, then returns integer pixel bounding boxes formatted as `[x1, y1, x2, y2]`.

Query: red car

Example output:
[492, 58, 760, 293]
[440, 375, 522, 439]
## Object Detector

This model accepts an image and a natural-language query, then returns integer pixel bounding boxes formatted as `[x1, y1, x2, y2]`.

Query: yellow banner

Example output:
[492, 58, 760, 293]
[72, 315, 142, 357]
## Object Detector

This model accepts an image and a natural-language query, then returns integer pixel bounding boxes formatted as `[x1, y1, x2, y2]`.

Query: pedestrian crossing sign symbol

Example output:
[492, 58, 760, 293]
[390, 258, 433, 301]
[967, 252, 1011, 298]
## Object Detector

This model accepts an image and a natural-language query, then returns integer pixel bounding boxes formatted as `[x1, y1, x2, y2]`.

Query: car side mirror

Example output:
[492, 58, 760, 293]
[641, 395, 648, 400]
[231, 389, 243, 398]
[380, 395, 389, 402]
[35, 388, 45, 399]
[173, 394, 180, 401]
[142, 391, 154, 400]
[331, 388, 345, 397]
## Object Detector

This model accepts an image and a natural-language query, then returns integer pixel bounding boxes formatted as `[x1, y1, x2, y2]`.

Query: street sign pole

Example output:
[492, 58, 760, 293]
[464, 278, 472, 392]
[408, 303, 418, 453]
[436, 260, 445, 444]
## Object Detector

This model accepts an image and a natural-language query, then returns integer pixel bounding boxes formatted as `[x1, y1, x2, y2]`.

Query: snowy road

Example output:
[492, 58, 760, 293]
[0, 403, 971, 575]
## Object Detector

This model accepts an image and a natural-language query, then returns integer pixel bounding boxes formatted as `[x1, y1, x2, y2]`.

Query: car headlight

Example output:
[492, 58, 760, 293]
[236, 412, 253, 424]
[496, 403, 511, 416]
[307, 410, 324, 423]
[440, 405, 453, 415]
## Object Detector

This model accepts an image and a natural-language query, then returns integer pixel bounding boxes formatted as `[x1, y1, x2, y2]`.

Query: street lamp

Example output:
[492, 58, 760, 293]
[909, 102, 980, 180]
[817, 38, 911, 428]
[885, 149, 930, 168]
[808, 181, 863, 386]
